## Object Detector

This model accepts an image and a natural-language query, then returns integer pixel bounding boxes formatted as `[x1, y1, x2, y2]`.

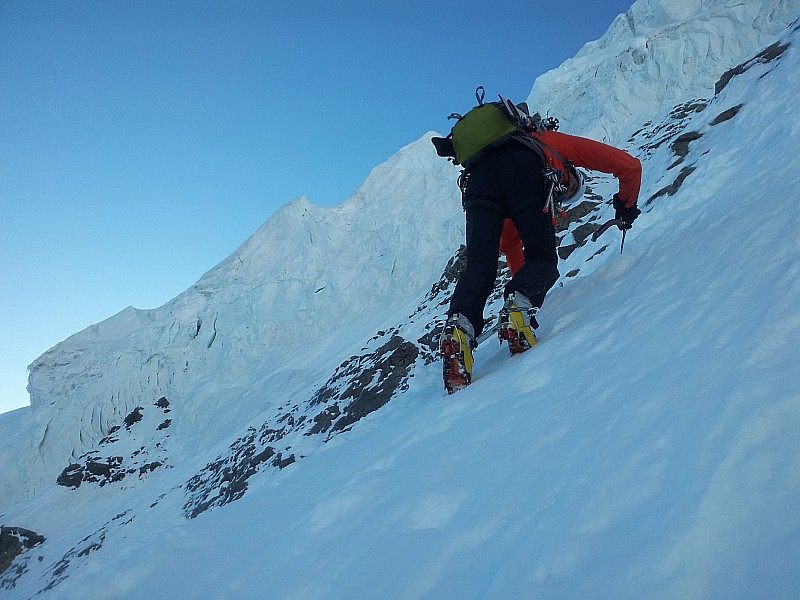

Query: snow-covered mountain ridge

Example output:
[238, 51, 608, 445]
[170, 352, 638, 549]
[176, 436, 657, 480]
[5, 0, 797, 510]
[4, 133, 464, 506]
[529, 0, 800, 142]
[2, 1, 799, 597]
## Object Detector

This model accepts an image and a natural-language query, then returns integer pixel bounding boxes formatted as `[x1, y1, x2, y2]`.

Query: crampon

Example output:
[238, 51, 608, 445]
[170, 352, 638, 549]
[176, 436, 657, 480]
[441, 338, 472, 394]
[441, 337, 471, 394]
[440, 314, 475, 394]
[498, 307, 538, 356]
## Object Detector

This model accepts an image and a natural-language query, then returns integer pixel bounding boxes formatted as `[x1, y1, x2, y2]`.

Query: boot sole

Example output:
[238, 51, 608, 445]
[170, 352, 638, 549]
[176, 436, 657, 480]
[441, 337, 471, 394]
[498, 310, 537, 356]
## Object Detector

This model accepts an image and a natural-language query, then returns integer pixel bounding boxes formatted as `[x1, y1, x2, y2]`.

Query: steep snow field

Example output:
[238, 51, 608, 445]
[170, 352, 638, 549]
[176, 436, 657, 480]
[2, 1, 799, 598]
[529, 0, 800, 141]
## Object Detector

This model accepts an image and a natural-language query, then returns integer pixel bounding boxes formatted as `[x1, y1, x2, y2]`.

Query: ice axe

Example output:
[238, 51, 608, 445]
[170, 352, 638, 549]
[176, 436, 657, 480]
[591, 218, 631, 253]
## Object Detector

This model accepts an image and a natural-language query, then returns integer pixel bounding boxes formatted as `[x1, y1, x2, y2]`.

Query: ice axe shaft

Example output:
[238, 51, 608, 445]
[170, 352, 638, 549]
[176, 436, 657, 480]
[591, 218, 630, 253]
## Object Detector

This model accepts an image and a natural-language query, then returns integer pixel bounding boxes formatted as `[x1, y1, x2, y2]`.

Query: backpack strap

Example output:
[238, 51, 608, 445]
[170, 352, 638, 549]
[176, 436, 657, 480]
[475, 86, 486, 106]
[511, 133, 548, 168]
[524, 132, 567, 168]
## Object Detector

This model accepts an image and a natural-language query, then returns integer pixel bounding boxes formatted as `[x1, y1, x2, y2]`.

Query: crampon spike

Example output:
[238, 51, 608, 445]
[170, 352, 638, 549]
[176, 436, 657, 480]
[441, 338, 470, 394]
[498, 325, 530, 355]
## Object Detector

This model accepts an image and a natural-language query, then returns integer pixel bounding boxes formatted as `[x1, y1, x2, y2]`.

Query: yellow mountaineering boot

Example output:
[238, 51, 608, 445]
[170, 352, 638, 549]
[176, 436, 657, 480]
[498, 292, 538, 355]
[440, 313, 475, 394]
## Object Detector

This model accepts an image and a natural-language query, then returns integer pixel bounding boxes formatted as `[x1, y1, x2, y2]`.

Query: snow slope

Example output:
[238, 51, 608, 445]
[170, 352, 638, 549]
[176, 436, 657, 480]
[1, 134, 464, 506]
[2, 1, 800, 598]
[528, 0, 800, 142]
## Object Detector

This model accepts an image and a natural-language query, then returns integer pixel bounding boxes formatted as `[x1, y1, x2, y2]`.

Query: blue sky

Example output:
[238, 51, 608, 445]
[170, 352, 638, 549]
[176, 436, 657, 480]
[0, 0, 634, 414]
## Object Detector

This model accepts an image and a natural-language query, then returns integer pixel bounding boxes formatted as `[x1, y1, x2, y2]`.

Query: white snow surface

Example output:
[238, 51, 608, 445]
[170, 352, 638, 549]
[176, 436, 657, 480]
[7, 134, 464, 504]
[528, 0, 800, 142]
[2, 2, 800, 598]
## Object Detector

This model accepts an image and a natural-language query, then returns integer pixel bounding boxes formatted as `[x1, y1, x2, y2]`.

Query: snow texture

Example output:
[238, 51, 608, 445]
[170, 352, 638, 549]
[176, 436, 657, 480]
[2, 1, 800, 598]
[528, 0, 800, 143]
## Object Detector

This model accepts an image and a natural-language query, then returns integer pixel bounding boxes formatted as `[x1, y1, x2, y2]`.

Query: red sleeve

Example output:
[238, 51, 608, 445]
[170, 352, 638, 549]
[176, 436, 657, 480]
[538, 130, 642, 208]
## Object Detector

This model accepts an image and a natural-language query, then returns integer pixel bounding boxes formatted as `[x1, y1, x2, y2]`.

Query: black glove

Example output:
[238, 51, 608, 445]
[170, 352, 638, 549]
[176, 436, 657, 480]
[613, 194, 641, 229]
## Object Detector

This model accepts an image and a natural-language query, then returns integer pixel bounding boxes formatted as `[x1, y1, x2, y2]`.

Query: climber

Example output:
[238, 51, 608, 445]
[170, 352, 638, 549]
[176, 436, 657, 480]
[435, 91, 642, 392]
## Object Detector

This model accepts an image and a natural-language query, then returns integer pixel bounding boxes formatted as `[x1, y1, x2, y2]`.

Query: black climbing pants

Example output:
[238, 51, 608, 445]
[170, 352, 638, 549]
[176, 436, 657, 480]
[448, 142, 559, 336]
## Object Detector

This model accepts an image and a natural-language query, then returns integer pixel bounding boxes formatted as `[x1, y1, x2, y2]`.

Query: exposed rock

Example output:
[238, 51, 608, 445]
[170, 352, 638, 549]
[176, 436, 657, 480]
[632, 100, 709, 157]
[715, 41, 790, 94]
[558, 244, 578, 260]
[99, 426, 121, 445]
[646, 166, 697, 205]
[308, 405, 341, 436]
[555, 201, 603, 260]
[56, 399, 170, 490]
[669, 131, 703, 168]
[124, 407, 144, 429]
[332, 338, 419, 434]
[669, 101, 708, 120]
[183, 428, 294, 519]
[710, 104, 744, 126]
[308, 336, 420, 436]
[424, 245, 466, 305]
[0, 527, 45, 590]
[587, 245, 609, 261]
[41, 527, 107, 593]
[1, 527, 45, 575]
[572, 222, 600, 245]
[56, 464, 84, 489]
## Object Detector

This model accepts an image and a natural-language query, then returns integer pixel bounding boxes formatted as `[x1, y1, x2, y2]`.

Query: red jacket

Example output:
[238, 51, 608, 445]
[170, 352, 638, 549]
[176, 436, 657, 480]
[500, 130, 642, 275]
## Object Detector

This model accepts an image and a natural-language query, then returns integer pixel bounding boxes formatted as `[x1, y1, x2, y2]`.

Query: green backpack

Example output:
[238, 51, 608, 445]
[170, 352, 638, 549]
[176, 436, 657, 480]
[450, 100, 519, 167]
[432, 86, 534, 168]
[431, 86, 586, 220]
